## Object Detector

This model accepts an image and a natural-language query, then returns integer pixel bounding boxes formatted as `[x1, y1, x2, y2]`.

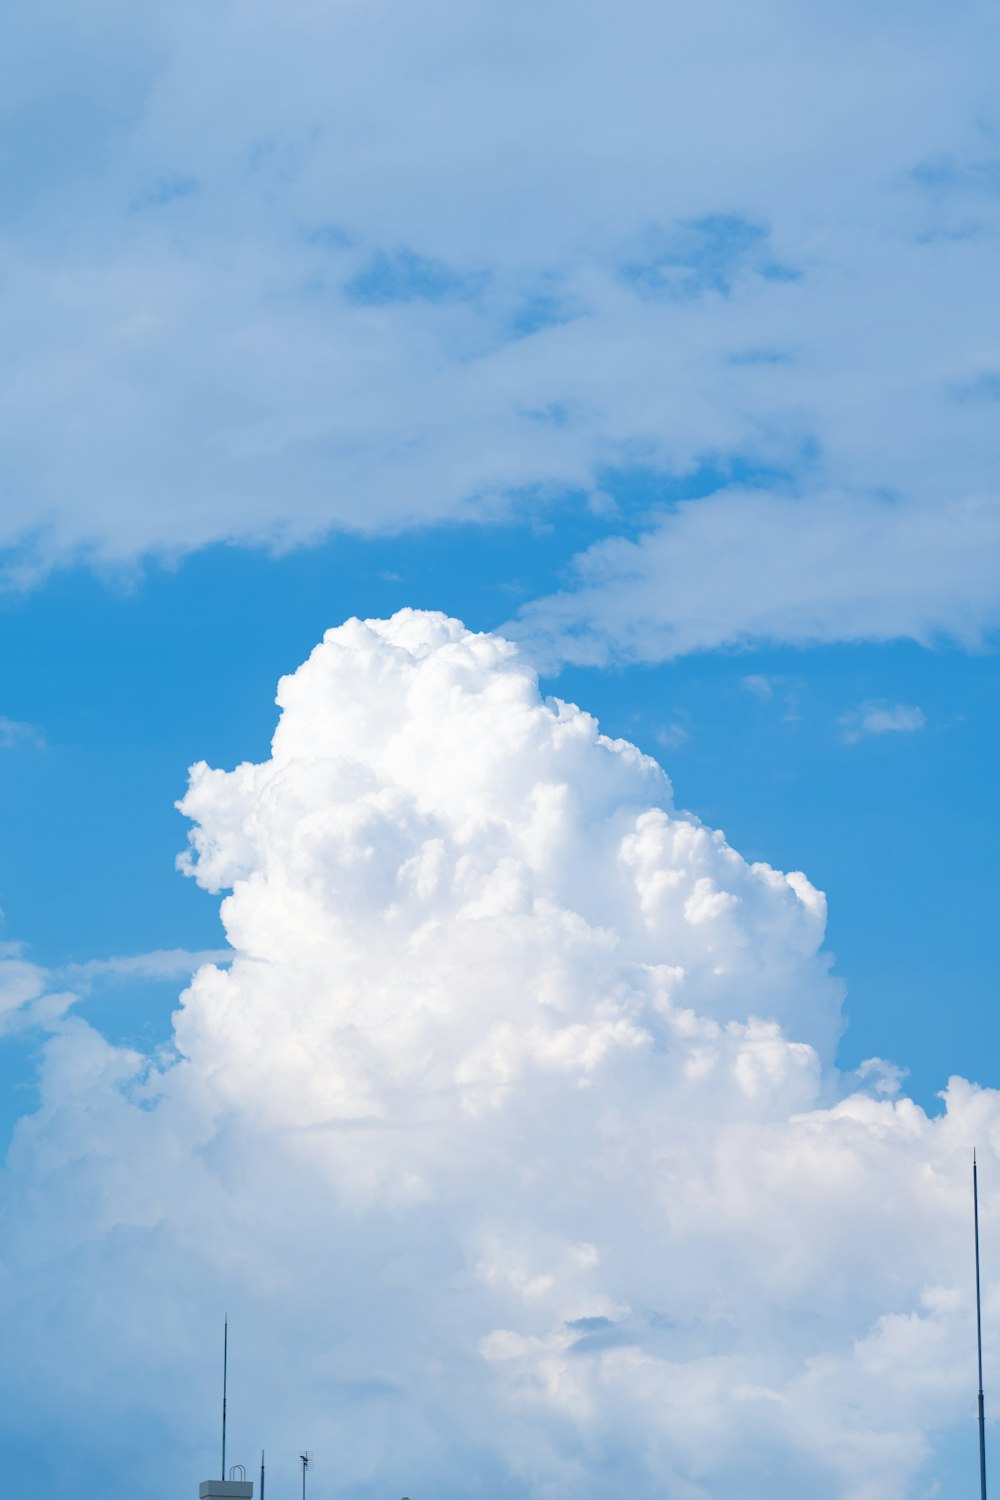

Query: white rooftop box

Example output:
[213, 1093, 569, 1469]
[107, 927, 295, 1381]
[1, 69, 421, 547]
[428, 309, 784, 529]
[199, 1483, 253, 1499]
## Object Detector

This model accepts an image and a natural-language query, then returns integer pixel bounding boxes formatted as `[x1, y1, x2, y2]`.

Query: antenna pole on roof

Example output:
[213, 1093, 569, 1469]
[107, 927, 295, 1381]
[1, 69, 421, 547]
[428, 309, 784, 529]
[976, 1154, 988, 1500]
[221, 1318, 229, 1482]
[260, 1449, 265, 1500]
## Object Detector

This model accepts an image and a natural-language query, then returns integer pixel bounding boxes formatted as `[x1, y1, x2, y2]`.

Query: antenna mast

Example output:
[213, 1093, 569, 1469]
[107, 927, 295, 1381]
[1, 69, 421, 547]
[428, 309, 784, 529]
[221, 1318, 229, 1482]
[260, 1449, 265, 1500]
[976, 1154, 988, 1500]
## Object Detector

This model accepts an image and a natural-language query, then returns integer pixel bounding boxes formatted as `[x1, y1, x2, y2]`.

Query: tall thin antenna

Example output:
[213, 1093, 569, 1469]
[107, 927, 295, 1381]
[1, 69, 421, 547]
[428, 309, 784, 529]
[300, 1451, 312, 1500]
[260, 1449, 265, 1500]
[975, 1153, 988, 1500]
[221, 1318, 229, 1482]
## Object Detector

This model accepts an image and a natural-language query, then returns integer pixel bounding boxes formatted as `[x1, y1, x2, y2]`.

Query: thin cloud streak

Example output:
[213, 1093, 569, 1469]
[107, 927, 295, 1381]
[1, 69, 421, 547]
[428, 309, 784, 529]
[63, 948, 232, 984]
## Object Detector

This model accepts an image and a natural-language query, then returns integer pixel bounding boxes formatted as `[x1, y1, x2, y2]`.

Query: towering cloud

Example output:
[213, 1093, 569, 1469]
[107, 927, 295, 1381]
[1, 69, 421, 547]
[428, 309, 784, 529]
[0, 612, 992, 1497]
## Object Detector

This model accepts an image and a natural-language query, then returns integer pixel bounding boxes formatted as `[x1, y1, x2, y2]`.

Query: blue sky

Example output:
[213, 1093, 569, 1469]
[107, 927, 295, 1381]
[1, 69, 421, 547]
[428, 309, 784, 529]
[1, 1, 1000, 1496]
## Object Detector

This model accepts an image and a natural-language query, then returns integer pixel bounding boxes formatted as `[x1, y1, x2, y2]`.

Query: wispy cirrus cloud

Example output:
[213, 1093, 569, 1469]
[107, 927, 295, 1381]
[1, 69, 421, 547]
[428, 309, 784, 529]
[740, 673, 805, 723]
[0, 940, 74, 1033]
[741, 674, 778, 700]
[511, 490, 1000, 667]
[839, 700, 927, 745]
[0, 716, 44, 750]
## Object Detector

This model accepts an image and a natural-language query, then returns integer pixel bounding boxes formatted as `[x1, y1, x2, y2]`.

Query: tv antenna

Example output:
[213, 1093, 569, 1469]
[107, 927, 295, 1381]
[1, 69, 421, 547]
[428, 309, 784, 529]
[260, 1449, 266, 1500]
[300, 1450, 313, 1500]
[975, 1154, 988, 1500]
[221, 1317, 229, 1481]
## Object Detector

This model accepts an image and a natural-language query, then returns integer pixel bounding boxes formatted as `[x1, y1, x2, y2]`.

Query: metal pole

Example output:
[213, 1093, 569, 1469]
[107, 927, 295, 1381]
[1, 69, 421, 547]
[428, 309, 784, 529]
[221, 1319, 228, 1482]
[976, 1154, 988, 1500]
[260, 1450, 265, 1500]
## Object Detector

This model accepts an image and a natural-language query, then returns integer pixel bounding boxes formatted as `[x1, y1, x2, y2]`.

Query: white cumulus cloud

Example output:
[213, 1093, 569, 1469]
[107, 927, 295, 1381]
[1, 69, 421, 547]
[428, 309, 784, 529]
[0, 612, 994, 1498]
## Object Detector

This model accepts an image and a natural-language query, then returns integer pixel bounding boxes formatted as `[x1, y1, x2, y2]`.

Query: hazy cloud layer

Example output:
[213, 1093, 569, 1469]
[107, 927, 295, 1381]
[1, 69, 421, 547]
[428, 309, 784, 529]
[0, 613, 995, 1498]
[0, 0, 999, 660]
